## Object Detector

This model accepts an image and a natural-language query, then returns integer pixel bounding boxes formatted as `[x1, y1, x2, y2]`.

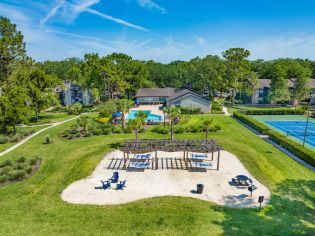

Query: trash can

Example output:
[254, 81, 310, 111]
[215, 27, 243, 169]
[197, 184, 204, 194]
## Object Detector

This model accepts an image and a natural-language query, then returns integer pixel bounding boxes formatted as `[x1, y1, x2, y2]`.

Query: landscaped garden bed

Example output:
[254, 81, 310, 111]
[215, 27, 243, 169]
[0, 156, 41, 185]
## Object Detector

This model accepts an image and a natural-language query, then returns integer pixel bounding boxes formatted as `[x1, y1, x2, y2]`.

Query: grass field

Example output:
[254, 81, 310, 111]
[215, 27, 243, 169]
[28, 112, 76, 125]
[0, 126, 50, 153]
[0, 115, 314, 235]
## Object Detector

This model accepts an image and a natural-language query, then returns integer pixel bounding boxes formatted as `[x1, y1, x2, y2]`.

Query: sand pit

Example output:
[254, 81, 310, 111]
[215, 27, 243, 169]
[61, 150, 270, 208]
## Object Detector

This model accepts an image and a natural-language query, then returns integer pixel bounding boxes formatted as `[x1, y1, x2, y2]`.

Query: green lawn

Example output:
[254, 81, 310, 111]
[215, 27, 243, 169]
[0, 115, 314, 235]
[0, 126, 50, 153]
[27, 112, 76, 125]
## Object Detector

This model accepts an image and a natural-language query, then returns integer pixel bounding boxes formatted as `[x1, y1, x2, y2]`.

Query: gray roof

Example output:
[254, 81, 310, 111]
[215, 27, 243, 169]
[259, 79, 315, 89]
[135, 88, 176, 97]
[167, 89, 210, 102]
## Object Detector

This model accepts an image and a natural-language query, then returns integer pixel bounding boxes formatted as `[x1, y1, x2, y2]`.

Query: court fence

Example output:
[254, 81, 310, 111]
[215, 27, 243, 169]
[233, 112, 315, 167]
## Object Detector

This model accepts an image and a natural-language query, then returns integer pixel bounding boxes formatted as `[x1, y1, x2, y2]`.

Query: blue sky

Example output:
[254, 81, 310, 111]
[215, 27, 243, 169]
[1, 0, 315, 62]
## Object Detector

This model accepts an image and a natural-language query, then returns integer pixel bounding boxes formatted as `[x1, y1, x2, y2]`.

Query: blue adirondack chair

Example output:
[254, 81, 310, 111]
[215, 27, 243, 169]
[109, 172, 119, 183]
[116, 180, 126, 190]
[101, 180, 111, 189]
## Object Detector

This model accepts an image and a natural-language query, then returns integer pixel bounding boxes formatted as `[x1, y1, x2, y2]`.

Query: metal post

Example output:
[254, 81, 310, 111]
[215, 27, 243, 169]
[217, 150, 220, 170]
[303, 92, 312, 147]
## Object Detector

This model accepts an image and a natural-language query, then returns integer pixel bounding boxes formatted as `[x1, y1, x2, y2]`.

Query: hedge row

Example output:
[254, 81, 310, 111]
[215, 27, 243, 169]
[233, 111, 315, 167]
[238, 107, 305, 115]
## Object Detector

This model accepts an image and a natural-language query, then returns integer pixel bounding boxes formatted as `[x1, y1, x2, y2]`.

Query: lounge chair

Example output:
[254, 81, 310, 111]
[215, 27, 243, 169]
[191, 153, 208, 160]
[191, 162, 212, 168]
[134, 153, 151, 160]
[109, 172, 119, 183]
[99, 180, 111, 190]
[116, 180, 126, 190]
[129, 162, 150, 169]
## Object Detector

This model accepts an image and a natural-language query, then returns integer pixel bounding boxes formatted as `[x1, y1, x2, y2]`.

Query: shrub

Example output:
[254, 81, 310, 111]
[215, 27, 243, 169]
[83, 132, 92, 137]
[124, 126, 133, 133]
[214, 125, 221, 131]
[111, 125, 123, 134]
[174, 125, 185, 133]
[210, 110, 225, 114]
[97, 101, 117, 117]
[8, 170, 26, 181]
[233, 111, 315, 166]
[238, 107, 305, 115]
[97, 117, 110, 124]
[0, 175, 8, 183]
[29, 158, 38, 166]
[190, 124, 203, 132]
[0, 159, 12, 167]
[0, 136, 8, 144]
[152, 125, 169, 134]
[180, 106, 201, 115]
[17, 156, 26, 163]
[68, 102, 82, 115]
[139, 127, 146, 133]
[212, 102, 223, 111]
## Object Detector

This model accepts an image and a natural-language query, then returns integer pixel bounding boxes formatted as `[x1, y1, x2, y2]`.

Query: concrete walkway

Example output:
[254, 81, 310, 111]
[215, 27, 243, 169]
[0, 115, 80, 157]
[234, 117, 315, 172]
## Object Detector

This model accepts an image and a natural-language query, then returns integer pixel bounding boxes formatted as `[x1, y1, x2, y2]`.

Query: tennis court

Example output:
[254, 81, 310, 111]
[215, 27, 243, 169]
[265, 120, 315, 148]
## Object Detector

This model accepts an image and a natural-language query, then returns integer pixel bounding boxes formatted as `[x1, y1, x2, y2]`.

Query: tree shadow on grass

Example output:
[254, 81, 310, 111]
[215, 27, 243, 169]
[219, 179, 315, 236]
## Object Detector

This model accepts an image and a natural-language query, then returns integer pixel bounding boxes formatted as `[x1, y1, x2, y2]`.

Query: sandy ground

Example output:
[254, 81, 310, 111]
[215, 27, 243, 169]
[61, 150, 270, 208]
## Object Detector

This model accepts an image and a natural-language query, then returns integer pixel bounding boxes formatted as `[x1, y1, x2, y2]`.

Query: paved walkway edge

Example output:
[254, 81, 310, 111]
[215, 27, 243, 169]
[233, 117, 315, 172]
[0, 115, 80, 157]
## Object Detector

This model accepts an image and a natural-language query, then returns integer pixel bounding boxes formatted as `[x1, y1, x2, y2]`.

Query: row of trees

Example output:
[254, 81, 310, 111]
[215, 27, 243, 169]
[0, 17, 61, 134]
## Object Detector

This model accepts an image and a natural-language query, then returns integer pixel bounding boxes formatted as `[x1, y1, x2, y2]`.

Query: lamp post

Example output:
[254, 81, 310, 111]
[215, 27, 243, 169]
[303, 91, 312, 147]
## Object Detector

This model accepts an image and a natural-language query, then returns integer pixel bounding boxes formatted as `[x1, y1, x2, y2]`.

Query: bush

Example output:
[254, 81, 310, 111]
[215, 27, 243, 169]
[190, 124, 203, 132]
[17, 156, 26, 163]
[152, 125, 170, 134]
[68, 102, 82, 115]
[0, 136, 8, 144]
[209, 110, 225, 114]
[111, 125, 123, 134]
[180, 106, 201, 114]
[97, 101, 117, 117]
[0, 175, 8, 183]
[8, 170, 26, 181]
[124, 126, 133, 133]
[174, 125, 185, 133]
[212, 102, 223, 111]
[238, 107, 305, 115]
[233, 111, 315, 166]
[0, 160, 12, 167]
[97, 117, 110, 124]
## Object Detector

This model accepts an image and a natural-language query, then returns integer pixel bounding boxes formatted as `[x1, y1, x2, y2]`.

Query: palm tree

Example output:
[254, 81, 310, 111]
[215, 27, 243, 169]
[127, 117, 144, 140]
[136, 110, 148, 121]
[203, 119, 213, 140]
[116, 99, 133, 130]
[162, 107, 167, 127]
[165, 107, 180, 140]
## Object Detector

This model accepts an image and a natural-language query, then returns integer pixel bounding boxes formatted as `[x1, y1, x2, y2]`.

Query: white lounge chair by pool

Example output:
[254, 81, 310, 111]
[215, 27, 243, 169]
[190, 162, 212, 169]
[190, 153, 208, 160]
[129, 162, 150, 169]
[134, 153, 151, 160]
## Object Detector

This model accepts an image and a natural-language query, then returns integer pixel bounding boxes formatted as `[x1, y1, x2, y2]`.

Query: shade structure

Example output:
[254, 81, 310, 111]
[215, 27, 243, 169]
[112, 112, 123, 117]
[121, 139, 222, 154]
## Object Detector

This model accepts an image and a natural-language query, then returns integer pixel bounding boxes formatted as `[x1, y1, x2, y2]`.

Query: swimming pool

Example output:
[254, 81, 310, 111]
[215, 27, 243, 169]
[127, 110, 162, 121]
[265, 120, 315, 148]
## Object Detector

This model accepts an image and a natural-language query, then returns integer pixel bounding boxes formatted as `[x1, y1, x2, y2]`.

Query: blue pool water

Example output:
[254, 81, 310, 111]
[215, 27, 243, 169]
[127, 110, 162, 121]
[265, 120, 315, 147]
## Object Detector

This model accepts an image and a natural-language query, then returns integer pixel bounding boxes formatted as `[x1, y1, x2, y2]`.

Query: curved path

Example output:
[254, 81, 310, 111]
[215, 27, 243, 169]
[0, 115, 80, 157]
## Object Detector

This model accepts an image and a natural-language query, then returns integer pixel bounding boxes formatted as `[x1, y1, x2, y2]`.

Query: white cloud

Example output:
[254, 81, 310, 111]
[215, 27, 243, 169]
[40, 0, 147, 31]
[137, 0, 167, 14]
[195, 36, 206, 45]
[40, 0, 65, 26]
[0, 2, 30, 22]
